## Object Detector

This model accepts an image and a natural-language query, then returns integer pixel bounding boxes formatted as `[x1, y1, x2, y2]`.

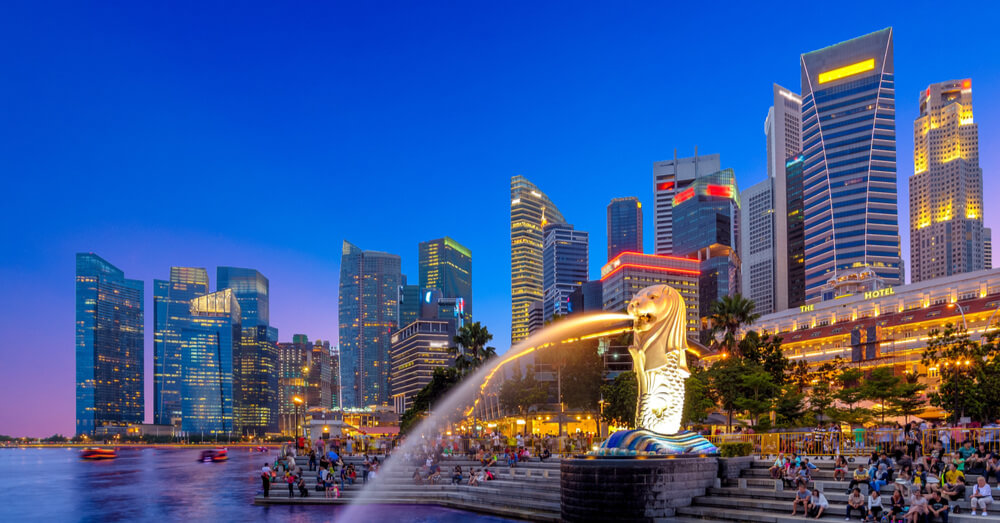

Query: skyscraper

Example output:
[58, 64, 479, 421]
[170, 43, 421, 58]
[800, 28, 902, 303]
[767, 84, 803, 311]
[419, 237, 472, 319]
[153, 267, 209, 427]
[653, 151, 721, 255]
[910, 79, 984, 281]
[307, 339, 333, 410]
[987, 228, 993, 269]
[398, 281, 421, 329]
[75, 253, 144, 436]
[390, 320, 456, 414]
[672, 168, 741, 322]
[542, 223, 589, 322]
[600, 252, 700, 335]
[607, 197, 643, 261]
[180, 289, 240, 434]
[276, 336, 309, 436]
[510, 176, 565, 342]
[330, 345, 341, 410]
[740, 178, 776, 314]
[217, 267, 278, 435]
[785, 155, 807, 308]
[339, 241, 402, 408]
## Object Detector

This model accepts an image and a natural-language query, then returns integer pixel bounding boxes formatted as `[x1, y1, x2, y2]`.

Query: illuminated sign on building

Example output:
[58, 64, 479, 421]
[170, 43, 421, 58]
[799, 304, 815, 313]
[864, 287, 895, 300]
[818, 58, 875, 84]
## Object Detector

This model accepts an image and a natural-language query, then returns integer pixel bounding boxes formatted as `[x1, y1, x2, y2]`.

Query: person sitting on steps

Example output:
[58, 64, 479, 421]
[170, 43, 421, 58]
[845, 487, 866, 520]
[791, 483, 810, 516]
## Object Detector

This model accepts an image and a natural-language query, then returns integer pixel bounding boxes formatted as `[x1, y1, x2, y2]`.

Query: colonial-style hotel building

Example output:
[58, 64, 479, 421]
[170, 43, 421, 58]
[732, 268, 1000, 388]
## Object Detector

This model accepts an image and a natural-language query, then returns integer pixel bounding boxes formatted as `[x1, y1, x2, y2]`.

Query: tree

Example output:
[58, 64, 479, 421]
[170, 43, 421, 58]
[706, 357, 747, 431]
[734, 367, 778, 428]
[921, 325, 998, 423]
[400, 366, 463, 434]
[835, 368, 870, 424]
[890, 377, 926, 424]
[774, 385, 808, 428]
[682, 367, 715, 426]
[863, 367, 901, 423]
[498, 369, 549, 416]
[788, 360, 811, 393]
[450, 322, 498, 374]
[600, 371, 637, 429]
[808, 381, 836, 422]
[741, 331, 788, 386]
[707, 294, 760, 357]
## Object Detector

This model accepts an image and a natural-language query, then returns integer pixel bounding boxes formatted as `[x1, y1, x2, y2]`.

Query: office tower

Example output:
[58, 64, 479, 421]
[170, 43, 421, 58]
[75, 253, 144, 436]
[600, 252, 700, 336]
[526, 300, 544, 337]
[153, 267, 210, 427]
[217, 267, 278, 436]
[542, 223, 589, 323]
[276, 336, 309, 436]
[568, 280, 603, 315]
[179, 289, 240, 434]
[307, 339, 333, 410]
[987, 229, 993, 269]
[673, 168, 741, 321]
[741, 179, 776, 315]
[339, 241, 402, 408]
[910, 79, 984, 281]
[419, 237, 472, 319]
[800, 28, 901, 303]
[767, 84, 803, 311]
[399, 281, 421, 329]
[607, 197, 643, 261]
[330, 346, 341, 409]
[653, 151, 721, 255]
[390, 320, 456, 414]
[510, 176, 566, 342]
[785, 155, 807, 308]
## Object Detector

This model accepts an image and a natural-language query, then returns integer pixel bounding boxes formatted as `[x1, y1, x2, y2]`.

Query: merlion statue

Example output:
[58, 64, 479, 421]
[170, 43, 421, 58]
[593, 284, 718, 456]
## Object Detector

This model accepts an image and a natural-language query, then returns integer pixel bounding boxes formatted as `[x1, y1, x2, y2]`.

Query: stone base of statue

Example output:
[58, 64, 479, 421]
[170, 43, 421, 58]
[591, 429, 718, 456]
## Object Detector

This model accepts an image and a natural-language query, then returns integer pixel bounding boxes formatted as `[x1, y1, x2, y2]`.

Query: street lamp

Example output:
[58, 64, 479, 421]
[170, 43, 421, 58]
[292, 396, 304, 440]
[947, 303, 968, 331]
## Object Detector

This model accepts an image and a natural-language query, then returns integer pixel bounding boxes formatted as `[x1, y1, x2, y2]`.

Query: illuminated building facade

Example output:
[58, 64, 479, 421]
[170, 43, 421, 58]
[987, 228, 993, 269]
[600, 252, 700, 336]
[399, 282, 421, 329]
[339, 241, 402, 408]
[653, 151, 720, 255]
[179, 289, 240, 434]
[800, 27, 902, 303]
[607, 197, 642, 262]
[307, 339, 334, 411]
[910, 79, 984, 282]
[569, 280, 603, 315]
[767, 84, 803, 311]
[75, 253, 144, 436]
[390, 320, 456, 414]
[331, 345, 341, 409]
[510, 176, 565, 342]
[276, 336, 309, 436]
[153, 267, 209, 427]
[542, 223, 589, 323]
[672, 168, 741, 320]
[785, 155, 807, 308]
[419, 237, 472, 320]
[741, 178, 776, 314]
[733, 269, 1000, 396]
[217, 267, 278, 436]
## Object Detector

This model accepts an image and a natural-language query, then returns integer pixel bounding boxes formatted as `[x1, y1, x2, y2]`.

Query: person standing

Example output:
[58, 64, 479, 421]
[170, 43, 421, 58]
[260, 463, 272, 497]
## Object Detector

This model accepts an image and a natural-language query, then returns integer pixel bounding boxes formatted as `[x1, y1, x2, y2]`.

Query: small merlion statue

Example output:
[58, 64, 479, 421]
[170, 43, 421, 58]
[592, 284, 718, 456]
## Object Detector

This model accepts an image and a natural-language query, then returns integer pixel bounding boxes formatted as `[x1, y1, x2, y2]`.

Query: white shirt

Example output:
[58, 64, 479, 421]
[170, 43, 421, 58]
[810, 493, 829, 508]
[261, 465, 271, 475]
[974, 483, 993, 499]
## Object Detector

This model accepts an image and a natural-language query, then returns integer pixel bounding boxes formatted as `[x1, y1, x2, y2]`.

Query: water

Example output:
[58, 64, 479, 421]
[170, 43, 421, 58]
[0, 448, 520, 522]
[341, 312, 633, 519]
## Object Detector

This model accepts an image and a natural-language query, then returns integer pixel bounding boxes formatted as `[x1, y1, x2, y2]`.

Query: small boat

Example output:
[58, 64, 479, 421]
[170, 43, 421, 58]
[256, 446, 269, 453]
[81, 448, 117, 460]
[199, 448, 228, 462]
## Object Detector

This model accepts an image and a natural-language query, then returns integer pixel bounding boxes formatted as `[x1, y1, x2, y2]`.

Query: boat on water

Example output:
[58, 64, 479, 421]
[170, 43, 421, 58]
[81, 448, 117, 460]
[255, 446, 269, 453]
[199, 448, 228, 462]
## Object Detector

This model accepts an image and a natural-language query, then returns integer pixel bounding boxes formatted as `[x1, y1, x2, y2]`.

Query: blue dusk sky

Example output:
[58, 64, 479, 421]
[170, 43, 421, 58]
[1, 1, 998, 437]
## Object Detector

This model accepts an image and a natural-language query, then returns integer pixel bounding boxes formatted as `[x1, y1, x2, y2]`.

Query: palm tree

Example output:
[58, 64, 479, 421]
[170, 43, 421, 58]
[707, 294, 760, 358]
[450, 321, 497, 374]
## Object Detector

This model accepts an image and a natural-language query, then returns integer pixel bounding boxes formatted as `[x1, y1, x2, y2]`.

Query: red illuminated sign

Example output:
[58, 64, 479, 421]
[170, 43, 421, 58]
[657, 181, 674, 191]
[673, 187, 695, 205]
[705, 184, 732, 198]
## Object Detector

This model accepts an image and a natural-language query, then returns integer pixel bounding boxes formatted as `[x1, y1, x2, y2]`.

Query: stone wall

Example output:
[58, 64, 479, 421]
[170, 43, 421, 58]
[561, 456, 718, 522]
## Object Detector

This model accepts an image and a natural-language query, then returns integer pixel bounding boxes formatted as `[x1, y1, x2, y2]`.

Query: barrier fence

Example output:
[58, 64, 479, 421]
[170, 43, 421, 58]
[706, 426, 1000, 457]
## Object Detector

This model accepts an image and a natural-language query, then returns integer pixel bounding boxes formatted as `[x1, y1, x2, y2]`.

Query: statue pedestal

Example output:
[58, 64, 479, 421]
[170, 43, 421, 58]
[560, 455, 718, 522]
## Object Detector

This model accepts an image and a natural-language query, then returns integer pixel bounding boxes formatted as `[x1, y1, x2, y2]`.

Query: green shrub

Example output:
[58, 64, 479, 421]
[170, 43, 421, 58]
[719, 442, 753, 458]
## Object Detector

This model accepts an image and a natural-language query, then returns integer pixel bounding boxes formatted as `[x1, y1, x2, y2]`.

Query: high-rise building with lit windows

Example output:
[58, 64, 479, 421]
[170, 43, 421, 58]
[653, 151, 720, 255]
[339, 241, 402, 407]
[741, 178, 776, 315]
[800, 28, 902, 303]
[419, 237, 472, 320]
[217, 267, 278, 436]
[909, 79, 984, 282]
[276, 336, 309, 436]
[986, 228, 993, 269]
[542, 223, 589, 322]
[510, 176, 565, 342]
[75, 253, 144, 436]
[607, 197, 642, 261]
[154, 267, 210, 427]
[600, 252, 700, 335]
[180, 289, 240, 434]
[767, 84, 802, 311]
[785, 155, 807, 308]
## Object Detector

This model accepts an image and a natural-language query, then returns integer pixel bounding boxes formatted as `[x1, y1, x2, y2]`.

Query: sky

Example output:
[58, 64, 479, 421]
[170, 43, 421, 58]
[1, 1, 998, 437]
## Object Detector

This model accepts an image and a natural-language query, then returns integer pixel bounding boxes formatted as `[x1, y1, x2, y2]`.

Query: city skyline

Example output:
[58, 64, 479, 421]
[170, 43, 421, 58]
[3, 2, 1000, 437]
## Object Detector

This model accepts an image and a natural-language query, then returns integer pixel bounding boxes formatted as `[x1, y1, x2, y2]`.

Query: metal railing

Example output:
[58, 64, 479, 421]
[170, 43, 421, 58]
[706, 426, 1000, 457]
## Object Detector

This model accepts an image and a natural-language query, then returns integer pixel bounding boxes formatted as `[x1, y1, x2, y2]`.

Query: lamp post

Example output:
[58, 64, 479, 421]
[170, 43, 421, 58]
[292, 395, 304, 441]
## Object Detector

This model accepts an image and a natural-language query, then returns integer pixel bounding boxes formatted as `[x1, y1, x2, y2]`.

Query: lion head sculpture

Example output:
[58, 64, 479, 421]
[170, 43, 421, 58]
[627, 284, 690, 375]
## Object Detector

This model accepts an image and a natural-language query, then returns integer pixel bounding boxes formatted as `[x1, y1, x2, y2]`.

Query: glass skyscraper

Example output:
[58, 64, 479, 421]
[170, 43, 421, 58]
[75, 253, 144, 436]
[180, 289, 240, 435]
[542, 223, 589, 322]
[606, 197, 642, 262]
[153, 267, 209, 427]
[510, 176, 565, 343]
[217, 267, 278, 435]
[800, 28, 902, 303]
[785, 155, 807, 308]
[339, 241, 402, 408]
[418, 237, 472, 320]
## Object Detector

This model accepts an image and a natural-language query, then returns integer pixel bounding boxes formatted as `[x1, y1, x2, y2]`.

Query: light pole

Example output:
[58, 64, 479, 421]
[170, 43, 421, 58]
[292, 396, 304, 441]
